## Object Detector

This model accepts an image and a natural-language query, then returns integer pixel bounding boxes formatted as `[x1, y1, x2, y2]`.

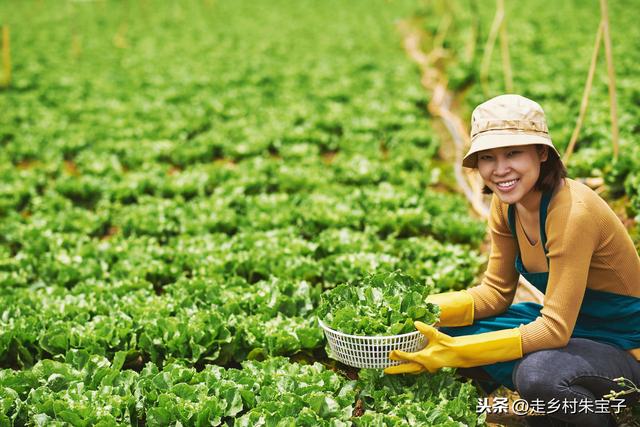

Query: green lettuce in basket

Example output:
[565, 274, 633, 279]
[317, 271, 439, 336]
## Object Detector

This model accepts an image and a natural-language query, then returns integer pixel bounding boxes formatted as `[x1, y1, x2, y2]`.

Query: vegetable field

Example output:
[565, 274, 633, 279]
[0, 0, 638, 426]
[1, 0, 487, 425]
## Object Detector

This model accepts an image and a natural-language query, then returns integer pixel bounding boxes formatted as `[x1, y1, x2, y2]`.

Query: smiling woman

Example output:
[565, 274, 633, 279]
[386, 94, 640, 427]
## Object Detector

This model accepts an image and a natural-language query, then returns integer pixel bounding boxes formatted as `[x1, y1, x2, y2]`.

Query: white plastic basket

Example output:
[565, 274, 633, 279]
[318, 319, 428, 369]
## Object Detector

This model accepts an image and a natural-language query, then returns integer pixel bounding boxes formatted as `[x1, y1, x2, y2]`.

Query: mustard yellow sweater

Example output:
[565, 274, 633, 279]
[466, 178, 640, 360]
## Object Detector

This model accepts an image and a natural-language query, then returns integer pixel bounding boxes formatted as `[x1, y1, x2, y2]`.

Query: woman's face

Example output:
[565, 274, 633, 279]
[477, 145, 548, 205]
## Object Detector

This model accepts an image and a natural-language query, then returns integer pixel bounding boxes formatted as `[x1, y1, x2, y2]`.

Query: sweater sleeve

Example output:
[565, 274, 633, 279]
[519, 200, 598, 353]
[466, 195, 519, 319]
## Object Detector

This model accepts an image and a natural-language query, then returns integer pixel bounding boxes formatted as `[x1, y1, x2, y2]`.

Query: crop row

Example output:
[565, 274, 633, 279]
[0, 223, 484, 369]
[0, 354, 482, 426]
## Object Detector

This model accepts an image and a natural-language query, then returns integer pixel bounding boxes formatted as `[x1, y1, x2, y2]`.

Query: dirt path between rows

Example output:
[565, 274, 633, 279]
[396, 20, 489, 220]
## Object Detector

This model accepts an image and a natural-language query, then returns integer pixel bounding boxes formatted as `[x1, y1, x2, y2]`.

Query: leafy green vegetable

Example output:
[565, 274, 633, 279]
[317, 271, 439, 335]
[354, 369, 485, 426]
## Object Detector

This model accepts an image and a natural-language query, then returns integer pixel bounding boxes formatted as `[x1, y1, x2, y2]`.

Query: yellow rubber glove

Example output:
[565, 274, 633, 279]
[426, 290, 474, 327]
[384, 321, 522, 375]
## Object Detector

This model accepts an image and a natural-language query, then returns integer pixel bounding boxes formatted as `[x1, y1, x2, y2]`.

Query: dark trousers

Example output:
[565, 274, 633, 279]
[512, 338, 640, 426]
[460, 338, 640, 427]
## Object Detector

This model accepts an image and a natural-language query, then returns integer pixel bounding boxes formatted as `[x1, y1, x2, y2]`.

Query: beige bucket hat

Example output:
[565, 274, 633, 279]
[463, 94, 560, 168]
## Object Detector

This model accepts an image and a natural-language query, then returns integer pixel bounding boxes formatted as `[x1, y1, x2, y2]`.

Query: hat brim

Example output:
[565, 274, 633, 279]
[462, 131, 559, 168]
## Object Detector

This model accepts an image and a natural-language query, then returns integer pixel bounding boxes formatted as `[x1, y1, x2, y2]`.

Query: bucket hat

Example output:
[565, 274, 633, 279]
[463, 94, 560, 168]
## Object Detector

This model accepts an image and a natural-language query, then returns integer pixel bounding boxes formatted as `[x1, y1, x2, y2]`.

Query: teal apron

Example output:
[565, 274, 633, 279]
[440, 191, 640, 390]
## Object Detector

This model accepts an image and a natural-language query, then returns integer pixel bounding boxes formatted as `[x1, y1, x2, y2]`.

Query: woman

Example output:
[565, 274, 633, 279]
[385, 94, 640, 427]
